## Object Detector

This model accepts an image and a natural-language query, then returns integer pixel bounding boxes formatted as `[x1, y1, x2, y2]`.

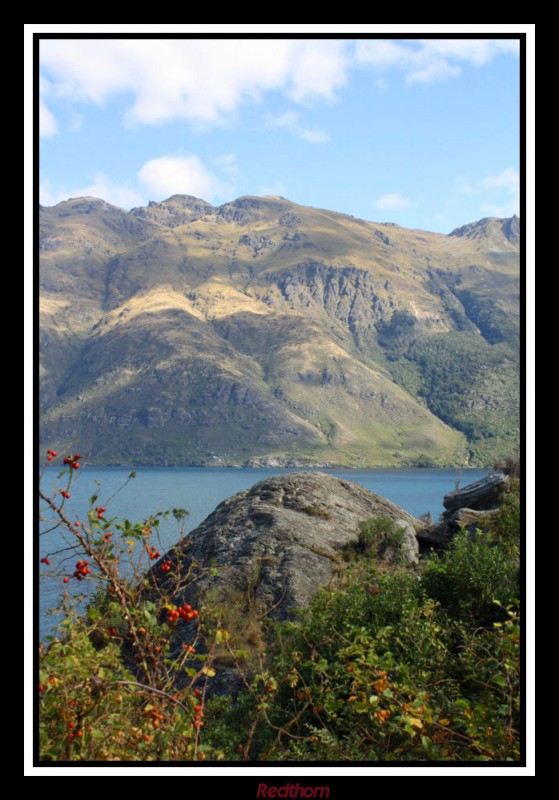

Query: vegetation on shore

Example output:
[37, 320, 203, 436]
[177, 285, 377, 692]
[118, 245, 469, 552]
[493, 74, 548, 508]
[38, 453, 521, 762]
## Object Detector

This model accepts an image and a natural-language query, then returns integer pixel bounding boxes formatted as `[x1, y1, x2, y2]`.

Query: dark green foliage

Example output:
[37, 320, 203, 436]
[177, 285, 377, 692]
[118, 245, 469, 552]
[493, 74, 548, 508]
[353, 516, 406, 556]
[421, 530, 519, 627]
[456, 290, 520, 348]
[406, 332, 519, 446]
[377, 310, 416, 359]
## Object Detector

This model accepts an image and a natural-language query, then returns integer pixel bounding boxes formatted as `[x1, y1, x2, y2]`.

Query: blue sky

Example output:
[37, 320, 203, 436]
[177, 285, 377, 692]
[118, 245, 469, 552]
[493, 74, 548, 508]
[39, 38, 520, 233]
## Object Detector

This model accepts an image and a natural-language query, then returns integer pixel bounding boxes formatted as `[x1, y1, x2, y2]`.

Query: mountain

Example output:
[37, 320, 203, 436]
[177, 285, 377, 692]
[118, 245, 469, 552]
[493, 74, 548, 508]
[39, 195, 520, 467]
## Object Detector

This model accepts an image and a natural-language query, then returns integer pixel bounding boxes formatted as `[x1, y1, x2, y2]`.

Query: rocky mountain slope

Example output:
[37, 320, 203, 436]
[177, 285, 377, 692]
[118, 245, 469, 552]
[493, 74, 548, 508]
[39, 195, 520, 466]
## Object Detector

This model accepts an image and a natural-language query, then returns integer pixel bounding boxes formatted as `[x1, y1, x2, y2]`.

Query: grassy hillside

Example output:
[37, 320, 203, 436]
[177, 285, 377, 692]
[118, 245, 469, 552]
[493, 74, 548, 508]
[39, 195, 520, 466]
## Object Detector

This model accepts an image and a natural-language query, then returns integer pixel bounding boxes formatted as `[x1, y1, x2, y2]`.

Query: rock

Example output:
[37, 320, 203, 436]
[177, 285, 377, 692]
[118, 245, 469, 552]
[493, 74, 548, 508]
[391, 518, 419, 566]
[443, 507, 499, 531]
[417, 475, 508, 551]
[156, 472, 420, 621]
[443, 473, 509, 513]
[416, 523, 452, 549]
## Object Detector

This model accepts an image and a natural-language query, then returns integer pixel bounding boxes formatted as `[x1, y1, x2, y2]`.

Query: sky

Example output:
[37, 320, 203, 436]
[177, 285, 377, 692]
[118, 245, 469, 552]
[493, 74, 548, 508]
[39, 37, 521, 233]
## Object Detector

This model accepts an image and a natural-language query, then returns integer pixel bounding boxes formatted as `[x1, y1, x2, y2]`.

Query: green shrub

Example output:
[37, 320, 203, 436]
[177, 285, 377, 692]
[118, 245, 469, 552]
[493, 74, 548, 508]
[421, 530, 519, 627]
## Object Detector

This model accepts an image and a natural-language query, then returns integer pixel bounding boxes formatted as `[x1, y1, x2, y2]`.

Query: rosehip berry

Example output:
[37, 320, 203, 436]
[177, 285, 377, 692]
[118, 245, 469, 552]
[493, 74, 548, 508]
[40, 557, 50, 565]
[63, 577, 69, 583]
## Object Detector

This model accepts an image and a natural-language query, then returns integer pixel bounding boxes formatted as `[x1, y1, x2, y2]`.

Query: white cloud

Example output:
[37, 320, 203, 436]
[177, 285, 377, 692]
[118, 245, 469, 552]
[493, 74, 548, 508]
[265, 110, 329, 144]
[40, 152, 231, 209]
[355, 38, 519, 85]
[479, 166, 519, 191]
[213, 153, 240, 177]
[300, 128, 329, 144]
[460, 167, 520, 218]
[138, 155, 229, 201]
[40, 39, 349, 133]
[39, 39, 519, 136]
[406, 59, 461, 85]
[418, 39, 520, 66]
[39, 98, 57, 137]
[373, 193, 413, 211]
[40, 174, 144, 209]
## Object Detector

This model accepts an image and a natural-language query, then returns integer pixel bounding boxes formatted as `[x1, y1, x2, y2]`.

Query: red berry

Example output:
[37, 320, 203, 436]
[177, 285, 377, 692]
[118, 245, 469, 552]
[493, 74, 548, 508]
[194, 704, 202, 713]
[76, 730, 83, 738]
[39, 684, 45, 692]
[40, 557, 50, 565]
[47, 455, 52, 462]
[63, 577, 69, 584]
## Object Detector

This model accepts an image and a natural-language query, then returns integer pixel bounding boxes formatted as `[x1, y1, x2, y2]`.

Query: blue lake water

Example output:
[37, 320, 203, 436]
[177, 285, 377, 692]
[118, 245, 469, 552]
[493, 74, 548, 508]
[39, 466, 487, 636]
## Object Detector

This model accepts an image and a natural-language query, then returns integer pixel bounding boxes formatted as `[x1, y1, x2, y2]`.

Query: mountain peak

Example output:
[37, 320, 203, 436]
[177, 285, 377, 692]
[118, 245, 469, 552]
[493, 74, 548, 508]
[448, 216, 520, 247]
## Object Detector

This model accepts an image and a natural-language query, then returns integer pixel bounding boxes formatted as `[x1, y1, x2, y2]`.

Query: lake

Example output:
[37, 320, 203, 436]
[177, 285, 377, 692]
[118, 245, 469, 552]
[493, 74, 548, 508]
[39, 466, 487, 636]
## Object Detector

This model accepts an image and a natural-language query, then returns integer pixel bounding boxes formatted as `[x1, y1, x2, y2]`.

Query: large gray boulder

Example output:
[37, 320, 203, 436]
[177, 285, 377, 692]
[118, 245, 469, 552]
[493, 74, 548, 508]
[159, 472, 420, 620]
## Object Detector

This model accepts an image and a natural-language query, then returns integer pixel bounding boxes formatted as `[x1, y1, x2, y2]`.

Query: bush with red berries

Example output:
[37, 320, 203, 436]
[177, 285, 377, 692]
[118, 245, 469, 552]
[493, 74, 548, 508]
[38, 450, 220, 761]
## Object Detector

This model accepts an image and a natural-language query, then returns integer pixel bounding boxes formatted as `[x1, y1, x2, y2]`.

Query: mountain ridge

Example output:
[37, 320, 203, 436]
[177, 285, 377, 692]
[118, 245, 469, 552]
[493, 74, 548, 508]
[39, 194, 520, 467]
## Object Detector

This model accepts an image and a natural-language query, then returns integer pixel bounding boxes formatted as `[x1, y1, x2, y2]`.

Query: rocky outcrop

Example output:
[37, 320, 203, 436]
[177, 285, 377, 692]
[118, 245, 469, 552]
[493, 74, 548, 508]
[443, 473, 510, 513]
[156, 472, 420, 621]
[417, 472, 509, 549]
